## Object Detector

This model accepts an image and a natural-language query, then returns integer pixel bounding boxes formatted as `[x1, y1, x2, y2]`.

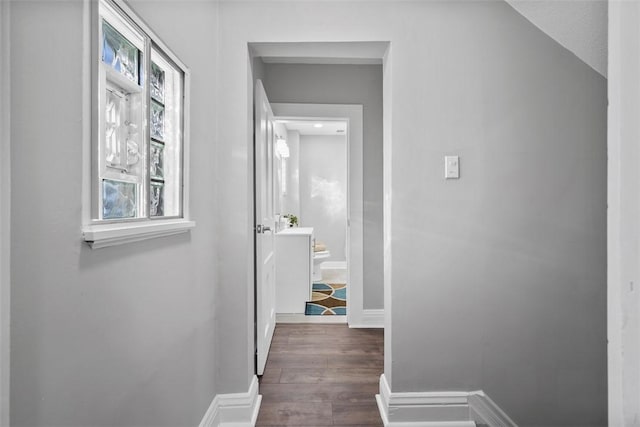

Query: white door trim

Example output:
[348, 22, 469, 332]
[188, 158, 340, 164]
[0, 0, 10, 423]
[376, 375, 518, 427]
[271, 103, 368, 328]
[198, 376, 262, 427]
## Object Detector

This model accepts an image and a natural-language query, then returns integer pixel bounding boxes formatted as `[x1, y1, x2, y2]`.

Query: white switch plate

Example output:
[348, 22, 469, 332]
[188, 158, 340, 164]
[445, 156, 459, 179]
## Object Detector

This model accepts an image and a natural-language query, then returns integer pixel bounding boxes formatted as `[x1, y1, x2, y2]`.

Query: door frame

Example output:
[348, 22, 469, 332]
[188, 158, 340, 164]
[271, 103, 366, 327]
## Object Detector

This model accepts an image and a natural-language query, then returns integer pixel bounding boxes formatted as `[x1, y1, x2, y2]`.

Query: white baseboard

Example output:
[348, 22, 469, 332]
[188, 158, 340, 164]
[376, 374, 474, 426]
[376, 374, 517, 427]
[276, 313, 347, 324]
[349, 309, 384, 328]
[468, 391, 517, 427]
[199, 376, 262, 427]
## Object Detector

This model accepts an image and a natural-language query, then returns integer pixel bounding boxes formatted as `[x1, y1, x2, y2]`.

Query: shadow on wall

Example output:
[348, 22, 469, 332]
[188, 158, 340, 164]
[311, 175, 345, 220]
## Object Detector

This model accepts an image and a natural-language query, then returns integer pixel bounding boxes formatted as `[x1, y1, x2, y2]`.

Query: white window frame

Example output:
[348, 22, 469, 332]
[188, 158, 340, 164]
[82, 0, 194, 249]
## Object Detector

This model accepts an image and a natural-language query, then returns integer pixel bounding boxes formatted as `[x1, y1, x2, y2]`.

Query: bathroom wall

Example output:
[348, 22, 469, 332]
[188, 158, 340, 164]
[274, 121, 287, 217]
[10, 1, 220, 425]
[262, 63, 384, 310]
[299, 135, 348, 262]
[218, 1, 607, 425]
[282, 130, 301, 218]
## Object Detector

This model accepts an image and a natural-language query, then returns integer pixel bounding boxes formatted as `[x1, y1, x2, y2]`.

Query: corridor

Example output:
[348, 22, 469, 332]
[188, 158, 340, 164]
[256, 324, 384, 426]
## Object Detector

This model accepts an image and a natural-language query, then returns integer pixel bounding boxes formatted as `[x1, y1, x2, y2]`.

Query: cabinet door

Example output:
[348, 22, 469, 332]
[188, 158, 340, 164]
[276, 235, 312, 314]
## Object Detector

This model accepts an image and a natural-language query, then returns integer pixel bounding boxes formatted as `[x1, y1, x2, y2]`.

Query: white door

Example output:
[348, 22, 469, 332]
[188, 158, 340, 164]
[255, 80, 277, 375]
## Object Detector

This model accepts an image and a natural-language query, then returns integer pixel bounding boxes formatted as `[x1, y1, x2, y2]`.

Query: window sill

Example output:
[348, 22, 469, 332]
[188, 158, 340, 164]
[82, 219, 196, 249]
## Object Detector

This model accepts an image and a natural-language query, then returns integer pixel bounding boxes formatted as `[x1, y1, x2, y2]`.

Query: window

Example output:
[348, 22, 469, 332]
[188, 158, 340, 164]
[83, 0, 194, 248]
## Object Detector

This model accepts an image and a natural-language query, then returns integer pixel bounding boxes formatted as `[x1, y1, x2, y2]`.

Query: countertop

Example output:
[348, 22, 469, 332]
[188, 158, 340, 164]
[277, 227, 313, 236]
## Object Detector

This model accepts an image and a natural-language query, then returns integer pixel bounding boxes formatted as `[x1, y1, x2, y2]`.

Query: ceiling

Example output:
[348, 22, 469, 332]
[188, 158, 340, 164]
[506, 0, 607, 77]
[278, 120, 348, 136]
[250, 5, 606, 78]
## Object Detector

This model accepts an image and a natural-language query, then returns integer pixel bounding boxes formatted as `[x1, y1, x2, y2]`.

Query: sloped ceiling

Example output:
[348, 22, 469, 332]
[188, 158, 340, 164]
[505, 0, 607, 77]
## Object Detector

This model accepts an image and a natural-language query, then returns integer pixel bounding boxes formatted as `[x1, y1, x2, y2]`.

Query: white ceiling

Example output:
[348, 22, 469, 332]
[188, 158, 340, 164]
[250, 4, 608, 77]
[249, 4, 607, 76]
[278, 120, 348, 136]
[506, 0, 607, 77]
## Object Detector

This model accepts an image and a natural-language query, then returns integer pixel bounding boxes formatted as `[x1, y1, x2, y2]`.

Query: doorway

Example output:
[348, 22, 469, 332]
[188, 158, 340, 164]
[250, 41, 389, 378]
[253, 89, 364, 373]
[273, 117, 349, 320]
[272, 104, 364, 327]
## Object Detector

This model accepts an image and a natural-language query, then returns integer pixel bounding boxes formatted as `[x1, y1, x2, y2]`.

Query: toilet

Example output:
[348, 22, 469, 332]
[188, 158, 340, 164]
[313, 250, 330, 281]
[320, 261, 347, 283]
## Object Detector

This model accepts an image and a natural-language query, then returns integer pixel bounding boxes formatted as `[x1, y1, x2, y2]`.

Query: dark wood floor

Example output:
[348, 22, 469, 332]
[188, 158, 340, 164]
[257, 324, 384, 426]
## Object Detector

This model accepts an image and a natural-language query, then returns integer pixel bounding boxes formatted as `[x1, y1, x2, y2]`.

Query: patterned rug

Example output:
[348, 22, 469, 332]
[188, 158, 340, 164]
[305, 282, 347, 315]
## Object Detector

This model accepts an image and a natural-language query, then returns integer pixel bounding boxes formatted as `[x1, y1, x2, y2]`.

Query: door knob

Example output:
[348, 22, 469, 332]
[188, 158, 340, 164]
[256, 224, 271, 233]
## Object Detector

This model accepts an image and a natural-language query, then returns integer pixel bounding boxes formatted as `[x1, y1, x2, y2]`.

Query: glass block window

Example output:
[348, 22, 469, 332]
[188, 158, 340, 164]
[94, 0, 186, 223]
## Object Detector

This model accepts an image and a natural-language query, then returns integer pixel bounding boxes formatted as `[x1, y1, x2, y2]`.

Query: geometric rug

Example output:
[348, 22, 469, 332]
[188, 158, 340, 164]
[305, 282, 347, 315]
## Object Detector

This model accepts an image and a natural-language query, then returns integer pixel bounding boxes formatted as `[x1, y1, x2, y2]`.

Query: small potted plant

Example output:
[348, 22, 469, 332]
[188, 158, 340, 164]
[283, 214, 298, 227]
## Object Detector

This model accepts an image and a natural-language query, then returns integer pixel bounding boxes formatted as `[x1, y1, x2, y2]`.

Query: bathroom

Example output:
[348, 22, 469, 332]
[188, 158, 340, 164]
[252, 57, 385, 331]
[274, 119, 349, 318]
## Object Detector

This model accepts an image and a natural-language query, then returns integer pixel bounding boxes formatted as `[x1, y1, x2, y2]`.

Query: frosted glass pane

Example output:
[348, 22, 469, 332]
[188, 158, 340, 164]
[105, 88, 123, 167]
[103, 179, 137, 219]
[150, 101, 165, 141]
[151, 62, 165, 103]
[150, 141, 164, 180]
[151, 48, 183, 218]
[150, 181, 164, 217]
[102, 20, 139, 84]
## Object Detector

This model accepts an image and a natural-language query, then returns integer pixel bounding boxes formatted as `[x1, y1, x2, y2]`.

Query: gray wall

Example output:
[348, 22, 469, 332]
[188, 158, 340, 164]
[388, 5, 607, 426]
[220, 1, 608, 425]
[10, 1, 219, 426]
[263, 63, 384, 309]
[299, 135, 347, 262]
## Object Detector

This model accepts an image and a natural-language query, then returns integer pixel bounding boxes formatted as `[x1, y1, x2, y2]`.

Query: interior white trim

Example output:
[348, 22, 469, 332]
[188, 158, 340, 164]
[251, 42, 388, 65]
[199, 376, 262, 427]
[376, 374, 517, 427]
[0, 0, 10, 423]
[468, 392, 518, 427]
[271, 103, 366, 329]
[607, 1, 624, 424]
[276, 313, 346, 324]
[376, 374, 471, 425]
[382, 42, 393, 390]
[349, 309, 384, 328]
[82, 219, 195, 249]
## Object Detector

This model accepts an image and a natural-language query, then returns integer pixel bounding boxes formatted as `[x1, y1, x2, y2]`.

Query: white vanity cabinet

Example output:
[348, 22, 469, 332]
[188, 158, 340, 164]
[275, 227, 314, 314]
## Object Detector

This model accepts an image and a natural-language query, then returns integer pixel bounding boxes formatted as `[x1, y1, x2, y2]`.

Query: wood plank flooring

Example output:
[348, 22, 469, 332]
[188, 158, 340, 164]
[257, 324, 384, 427]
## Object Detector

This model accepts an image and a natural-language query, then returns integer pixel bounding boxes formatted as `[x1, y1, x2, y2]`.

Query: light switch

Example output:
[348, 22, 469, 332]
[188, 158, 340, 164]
[445, 156, 459, 179]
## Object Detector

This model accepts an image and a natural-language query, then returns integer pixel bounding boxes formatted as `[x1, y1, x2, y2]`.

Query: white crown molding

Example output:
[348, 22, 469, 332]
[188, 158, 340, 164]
[376, 374, 518, 427]
[199, 376, 262, 427]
